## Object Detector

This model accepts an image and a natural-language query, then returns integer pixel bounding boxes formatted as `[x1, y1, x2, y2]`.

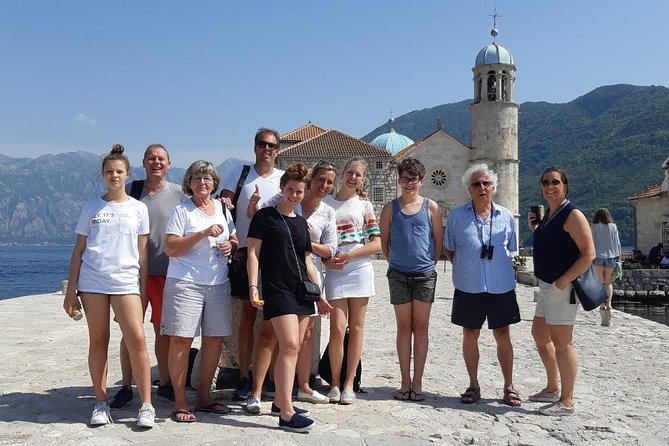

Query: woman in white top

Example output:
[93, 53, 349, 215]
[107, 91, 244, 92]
[323, 157, 381, 405]
[591, 208, 622, 326]
[63, 144, 155, 428]
[163, 160, 238, 422]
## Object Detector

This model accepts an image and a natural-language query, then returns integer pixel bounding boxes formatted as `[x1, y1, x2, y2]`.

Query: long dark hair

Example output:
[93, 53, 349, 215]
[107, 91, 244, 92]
[593, 208, 613, 224]
[541, 166, 569, 197]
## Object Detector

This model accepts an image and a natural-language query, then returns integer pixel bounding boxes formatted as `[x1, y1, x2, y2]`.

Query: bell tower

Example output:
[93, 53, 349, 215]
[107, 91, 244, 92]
[470, 19, 519, 221]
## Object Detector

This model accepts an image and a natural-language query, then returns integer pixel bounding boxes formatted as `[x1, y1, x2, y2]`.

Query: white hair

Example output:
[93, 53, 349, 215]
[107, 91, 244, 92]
[461, 163, 497, 194]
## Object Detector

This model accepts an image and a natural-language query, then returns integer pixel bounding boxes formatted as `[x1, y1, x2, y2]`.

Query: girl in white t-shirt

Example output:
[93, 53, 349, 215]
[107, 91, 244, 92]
[63, 144, 155, 428]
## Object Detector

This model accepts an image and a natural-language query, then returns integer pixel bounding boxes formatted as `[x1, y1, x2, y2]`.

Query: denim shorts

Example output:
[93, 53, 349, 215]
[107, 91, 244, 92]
[593, 257, 617, 268]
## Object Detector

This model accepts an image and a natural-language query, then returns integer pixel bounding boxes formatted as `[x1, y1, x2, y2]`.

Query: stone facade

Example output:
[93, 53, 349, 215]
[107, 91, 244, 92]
[629, 156, 669, 253]
[613, 269, 669, 302]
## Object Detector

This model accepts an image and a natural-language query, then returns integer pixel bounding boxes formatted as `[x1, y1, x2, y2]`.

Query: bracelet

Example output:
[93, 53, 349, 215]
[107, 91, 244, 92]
[249, 285, 258, 289]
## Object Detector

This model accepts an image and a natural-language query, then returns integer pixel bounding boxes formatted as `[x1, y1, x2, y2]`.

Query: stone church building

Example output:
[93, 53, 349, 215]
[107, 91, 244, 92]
[277, 27, 519, 224]
[628, 156, 669, 252]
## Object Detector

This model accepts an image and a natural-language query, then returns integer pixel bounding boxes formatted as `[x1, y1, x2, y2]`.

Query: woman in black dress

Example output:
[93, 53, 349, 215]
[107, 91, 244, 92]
[247, 163, 328, 433]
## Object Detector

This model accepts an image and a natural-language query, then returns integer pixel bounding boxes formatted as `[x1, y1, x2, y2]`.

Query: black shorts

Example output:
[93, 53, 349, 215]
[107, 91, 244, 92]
[451, 289, 520, 330]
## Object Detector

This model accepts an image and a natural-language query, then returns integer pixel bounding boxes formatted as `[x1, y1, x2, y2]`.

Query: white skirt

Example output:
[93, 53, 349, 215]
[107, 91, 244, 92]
[324, 243, 375, 300]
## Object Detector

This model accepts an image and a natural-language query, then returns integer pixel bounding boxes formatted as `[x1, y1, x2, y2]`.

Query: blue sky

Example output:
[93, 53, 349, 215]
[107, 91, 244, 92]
[0, 0, 665, 168]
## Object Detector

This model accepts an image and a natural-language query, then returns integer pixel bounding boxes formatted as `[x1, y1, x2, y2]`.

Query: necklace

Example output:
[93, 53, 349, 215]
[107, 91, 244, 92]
[543, 200, 569, 227]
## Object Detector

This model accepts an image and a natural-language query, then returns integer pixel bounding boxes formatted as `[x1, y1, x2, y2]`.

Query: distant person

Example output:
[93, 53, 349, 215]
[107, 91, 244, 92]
[379, 158, 443, 402]
[220, 128, 284, 401]
[62, 144, 155, 428]
[111, 143, 186, 410]
[163, 160, 238, 422]
[323, 157, 381, 405]
[528, 166, 595, 416]
[648, 242, 663, 268]
[247, 163, 328, 432]
[591, 208, 621, 327]
[444, 164, 522, 407]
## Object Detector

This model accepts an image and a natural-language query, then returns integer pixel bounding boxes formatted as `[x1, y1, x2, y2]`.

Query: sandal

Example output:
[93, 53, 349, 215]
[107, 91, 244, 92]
[503, 386, 522, 407]
[171, 409, 196, 423]
[393, 389, 411, 401]
[460, 386, 480, 404]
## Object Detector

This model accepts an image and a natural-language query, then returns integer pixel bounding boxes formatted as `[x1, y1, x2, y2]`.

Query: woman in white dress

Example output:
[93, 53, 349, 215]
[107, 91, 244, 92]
[323, 157, 381, 404]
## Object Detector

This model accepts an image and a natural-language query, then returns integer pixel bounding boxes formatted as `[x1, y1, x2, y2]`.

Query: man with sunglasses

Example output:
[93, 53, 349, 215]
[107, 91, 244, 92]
[443, 163, 521, 407]
[221, 128, 284, 401]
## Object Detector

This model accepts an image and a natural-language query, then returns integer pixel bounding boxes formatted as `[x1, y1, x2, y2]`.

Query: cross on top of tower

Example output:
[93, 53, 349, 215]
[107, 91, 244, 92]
[489, 8, 501, 42]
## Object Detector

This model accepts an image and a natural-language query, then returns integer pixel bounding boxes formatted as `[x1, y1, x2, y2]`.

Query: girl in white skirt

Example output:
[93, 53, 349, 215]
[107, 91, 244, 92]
[323, 157, 381, 404]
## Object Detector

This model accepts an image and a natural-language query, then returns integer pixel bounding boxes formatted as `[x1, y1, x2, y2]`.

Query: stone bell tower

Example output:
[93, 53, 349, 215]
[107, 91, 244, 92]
[470, 23, 519, 221]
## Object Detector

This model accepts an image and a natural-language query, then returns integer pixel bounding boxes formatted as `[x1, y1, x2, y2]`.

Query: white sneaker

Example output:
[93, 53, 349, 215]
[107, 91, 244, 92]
[245, 395, 261, 414]
[297, 389, 329, 404]
[539, 401, 576, 416]
[136, 403, 155, 428]
[90, 401, 112, 426]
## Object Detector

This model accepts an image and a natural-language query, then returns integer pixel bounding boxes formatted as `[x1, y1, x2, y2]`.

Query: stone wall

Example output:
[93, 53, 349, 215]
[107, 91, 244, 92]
[613, 269, 669, 302]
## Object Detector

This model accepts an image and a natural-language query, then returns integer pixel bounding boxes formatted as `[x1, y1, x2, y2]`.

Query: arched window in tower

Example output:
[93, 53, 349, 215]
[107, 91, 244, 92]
[501, 71, 508, 101]
[487, 70, 497, 102]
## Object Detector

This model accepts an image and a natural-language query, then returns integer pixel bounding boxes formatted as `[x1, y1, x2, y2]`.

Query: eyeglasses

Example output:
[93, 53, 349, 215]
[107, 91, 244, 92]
[541, 179, 562, 186]
[192, 176, 214, 183]
[256, 141, 278, 150]
[400, 176, 421, 184]
[470, 181, 493, 189]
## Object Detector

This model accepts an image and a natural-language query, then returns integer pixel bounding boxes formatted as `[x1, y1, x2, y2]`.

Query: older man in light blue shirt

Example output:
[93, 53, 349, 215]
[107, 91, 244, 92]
[444, 163, 521, 407]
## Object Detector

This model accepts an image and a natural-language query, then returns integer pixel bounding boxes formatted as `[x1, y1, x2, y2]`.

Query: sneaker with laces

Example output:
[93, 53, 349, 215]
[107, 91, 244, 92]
[539, 401, 576, 416]
[136, 403, 156, 428]
[90, 401, 112, 426]
[232, 377, 252, 401]
[245, 395, 261, 414]
[270, 402, 310, 417]
[110, 386, 133, 409]
[262, 381, 276, 398]
[157, 382, 175, 401]
[278, 413, 315, 433]
[297, 389, 329, 404]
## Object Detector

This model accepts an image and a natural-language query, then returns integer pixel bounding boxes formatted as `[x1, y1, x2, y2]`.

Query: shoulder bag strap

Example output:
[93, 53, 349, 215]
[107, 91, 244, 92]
[274, 207, 304, 282]
[232, 165, 251, 210]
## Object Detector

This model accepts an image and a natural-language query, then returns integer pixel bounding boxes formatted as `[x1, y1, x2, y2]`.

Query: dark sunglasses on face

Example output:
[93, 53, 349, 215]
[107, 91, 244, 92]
[400, 176, 421, 184]
[470, 181, 493, 189]
[541, 179, 562, 186]
[256, 141, 278, 150]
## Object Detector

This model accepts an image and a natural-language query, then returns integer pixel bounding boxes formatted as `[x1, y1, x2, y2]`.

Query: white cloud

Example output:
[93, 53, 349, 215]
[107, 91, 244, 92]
[75, 113, 97, 127]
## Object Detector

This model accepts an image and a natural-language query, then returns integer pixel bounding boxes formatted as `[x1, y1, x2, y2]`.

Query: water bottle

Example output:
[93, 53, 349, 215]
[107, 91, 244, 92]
[71, 304, 83, 321]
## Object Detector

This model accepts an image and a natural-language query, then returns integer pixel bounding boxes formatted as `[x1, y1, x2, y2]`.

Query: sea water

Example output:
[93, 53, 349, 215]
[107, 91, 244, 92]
[0, 246, 72, 300]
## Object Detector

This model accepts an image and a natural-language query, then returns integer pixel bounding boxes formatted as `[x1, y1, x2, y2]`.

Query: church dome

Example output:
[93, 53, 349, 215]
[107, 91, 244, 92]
[370, 119, 414, 154]
[475, 28, 514, 66]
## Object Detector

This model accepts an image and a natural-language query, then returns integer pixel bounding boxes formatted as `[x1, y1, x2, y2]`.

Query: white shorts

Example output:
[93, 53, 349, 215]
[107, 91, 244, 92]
[535, 279, 578, 326]
[161, 278, 232, 337]
[324, 243, 375, 300]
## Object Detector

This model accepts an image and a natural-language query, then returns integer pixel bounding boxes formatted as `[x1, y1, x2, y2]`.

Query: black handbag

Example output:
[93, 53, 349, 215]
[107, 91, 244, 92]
[275, 207, 322, 303]
[570, 265, 607, 311]
[227, 252, 249, 298]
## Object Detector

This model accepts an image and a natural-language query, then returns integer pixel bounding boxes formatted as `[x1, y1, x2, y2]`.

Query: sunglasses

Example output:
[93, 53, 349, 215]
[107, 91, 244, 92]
[256, 141, 278, 150]
[470, 181, 493, 189]
[400, 176, 421, 184]
[541, 179, 562, 186]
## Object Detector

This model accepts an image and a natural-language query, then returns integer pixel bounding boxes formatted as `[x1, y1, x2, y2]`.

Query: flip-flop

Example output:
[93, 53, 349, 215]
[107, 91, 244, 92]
[171, 409, 196, 423]
[393, 389, 411, 401]
[410, 390, 425, 402]
[195, 402, 231, 414]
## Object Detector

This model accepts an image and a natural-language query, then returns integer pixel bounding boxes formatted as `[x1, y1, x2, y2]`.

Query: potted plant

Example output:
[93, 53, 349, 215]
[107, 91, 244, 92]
[512, 255, 528, 271]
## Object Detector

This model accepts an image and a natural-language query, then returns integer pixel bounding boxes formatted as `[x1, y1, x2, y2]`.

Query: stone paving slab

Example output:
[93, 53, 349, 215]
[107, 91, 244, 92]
[1, 260, 668, 445]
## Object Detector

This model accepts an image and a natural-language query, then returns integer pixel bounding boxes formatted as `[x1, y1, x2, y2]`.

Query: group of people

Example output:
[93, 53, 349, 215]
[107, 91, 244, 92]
[63, 127, 616, 432]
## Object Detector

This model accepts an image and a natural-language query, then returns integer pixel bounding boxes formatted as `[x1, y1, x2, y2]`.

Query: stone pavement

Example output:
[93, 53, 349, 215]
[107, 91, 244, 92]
[1, 260, 668, 445]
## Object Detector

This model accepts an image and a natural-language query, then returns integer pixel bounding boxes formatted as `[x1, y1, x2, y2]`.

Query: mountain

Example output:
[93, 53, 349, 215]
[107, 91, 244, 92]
[0, 154, 249, 244]
[363, 84, 669, 246]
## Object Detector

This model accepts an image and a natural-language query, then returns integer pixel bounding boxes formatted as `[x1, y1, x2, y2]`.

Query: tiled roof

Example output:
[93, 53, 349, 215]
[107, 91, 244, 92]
[628, 184, 663, 201]
[278, 130, 392, 158]
[393, 128, 471, 160]
[281, 123, 328, 143]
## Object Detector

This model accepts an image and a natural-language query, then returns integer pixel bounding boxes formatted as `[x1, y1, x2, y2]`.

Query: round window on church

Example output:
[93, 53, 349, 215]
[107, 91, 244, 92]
[431, 169, 447, 187]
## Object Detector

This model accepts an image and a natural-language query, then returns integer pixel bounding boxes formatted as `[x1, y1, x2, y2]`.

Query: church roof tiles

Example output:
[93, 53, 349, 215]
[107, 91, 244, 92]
[279, 129, 392, 158]
[628, 185, 663, 201]
[281, 123, 328, 143]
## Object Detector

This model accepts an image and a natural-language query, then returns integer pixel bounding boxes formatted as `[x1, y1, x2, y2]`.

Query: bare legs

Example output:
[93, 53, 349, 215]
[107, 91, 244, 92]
[531, 316, 577, 406]
[238, 302, 258, 382]
[328, 297, 368, 393]
[271, 314, 309, 421]
[296, 317, 317, 394]
[81, 293, 152, 405]
[594, 265, 614, 310]
[249, 320, 277, 400]
[393, 300, 432, 395]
